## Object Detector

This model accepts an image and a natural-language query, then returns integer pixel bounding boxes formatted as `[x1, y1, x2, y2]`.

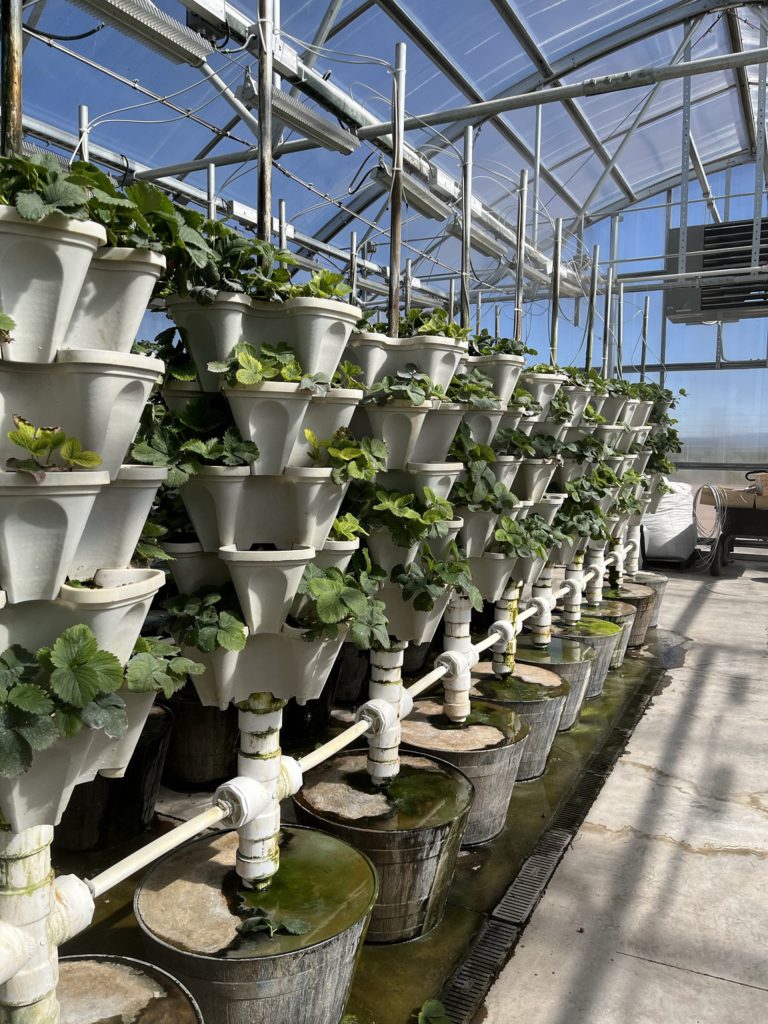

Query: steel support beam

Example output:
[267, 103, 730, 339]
[679, 32, 693, 274]
[752, 22, 767, 267]
[1, 0, 23, 156]
[387, 42, 406, 336]
[690, 137, 722, 223]
[725, 7, 758, 156]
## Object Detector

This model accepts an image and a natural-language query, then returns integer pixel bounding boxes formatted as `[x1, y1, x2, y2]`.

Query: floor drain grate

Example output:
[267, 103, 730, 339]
[491, 828, 572, 926]
[441, 919, 520, 1023]
[550, 772, 606, 832]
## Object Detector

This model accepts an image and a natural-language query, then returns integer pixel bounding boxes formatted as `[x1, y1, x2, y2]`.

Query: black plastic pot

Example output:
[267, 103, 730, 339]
[162, 685, 238, 790]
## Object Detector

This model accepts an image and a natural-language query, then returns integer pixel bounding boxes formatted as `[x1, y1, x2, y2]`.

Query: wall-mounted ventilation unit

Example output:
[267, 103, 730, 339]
[665, 219, 768, 324]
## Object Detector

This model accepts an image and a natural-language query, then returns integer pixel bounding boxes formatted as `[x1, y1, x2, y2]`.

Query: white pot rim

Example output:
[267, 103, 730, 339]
[93, 246, 166, 271]
[55, 349, 164, 376]
[520, 372, 567, 383]
[455, 506, 496, 520]
[365, 399, 430, 412]
[160, 541, 203, 554]
[347, 331, 390, 344]
[463, 403, 504, 414]
[218, 543, 315, 564]
[0, 206, 107, 245]
[321, 538, 361, 553]
[562, 384, 593, 394]
[166, 291, 251, 310]
[468, 353, 525, 365]
[407, 334, 468, 350]
[0, 470, 109, 491]
[316, 388, 364, 402]
[538, 493, 567, 503]
[281, 466, 335, 481]
[403, 461, 462, 473]
[192, 465, 251, 478]
[523, 458, 556, 466]
[494, 455, 523, 464]
[469, 551, 516, 564]
[222, 381, 303, 395]
[430, 400, 466, 412]
[284, 297, 361, 319]
[115, 465, 169, 484]
[59, 567, 165, 605]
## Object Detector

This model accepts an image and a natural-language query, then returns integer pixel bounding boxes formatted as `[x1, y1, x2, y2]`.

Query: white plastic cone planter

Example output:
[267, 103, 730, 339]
[184, 644, 244, 711]
[65, 247, 166, 354]
[166, 293, 251, 391]
[361, 401, 431, 470]
[492, 456, 522, 490]
[597, 487, 620, 515]
[595, 424, 625, 450]
[283, 298, 361, 379]
[385, 337, 466, 391]
[512, 554, 546, 588]
[620, 398, 640, 426]
[288, 388, 363, 467]
[551, 459, 585, 490]
[179, 466, 250, 552]
[424, 518, 463, 560]
[161, 379, 201, 413]
[161, 541, 231, 593]
[0, 470, 108, 603]
[218, 544, 315, 635]
[343, 332, 392, 386]
[366, 528, 419, 574]
[0, 351, 163, 479]
[561, 385, 593, 426]
[96, 689, 157, 780]
[498, 409, 523, 433]
[378, 462, 462, 502]
[527, 418, 571, 441]
[455, 508, 498, 556]
[517, 372, 567, 417]
[222, 382, 311, 476]
[633, 450, 651, 475]
[0, 208, 106, 362]
[378, 583, 451, 645]
[506, 499, 533, 521]
[467, 553, 516, 603]
[598, 395, 626, 424]
[0, 729, 98, 832]
[629, 399, 653, 428]
[551, 535, 586, 568]
[69, 465, 168, 579]
[510, 459, 558, 502]
[467, 353, 524, 406]
[410, 401, 466, 463]
[647, 476, 666, 514]
[462, 407, 504, 447]
[315, 537, 360, 573]
[531, 493, 566, 525]
[237, 468, 347, 550]
[0, 567, 164, 664]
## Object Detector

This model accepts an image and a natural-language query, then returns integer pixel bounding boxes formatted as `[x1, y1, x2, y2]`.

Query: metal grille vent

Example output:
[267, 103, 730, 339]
[441, 920, 520, 1024]
[70, 0, 213, 64]
[550, 773, 605, 832]
[492, 828, 572, 925]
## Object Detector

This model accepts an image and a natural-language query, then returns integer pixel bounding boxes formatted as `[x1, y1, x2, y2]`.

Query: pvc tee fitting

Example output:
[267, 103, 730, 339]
[490, 620, 516, 649]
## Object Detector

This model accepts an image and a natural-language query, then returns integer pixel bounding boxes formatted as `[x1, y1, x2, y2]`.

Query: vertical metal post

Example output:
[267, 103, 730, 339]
[494, 304, 501, 341]
[349, 230, 358, 302]
[207, 163, 217, 220]
[1, 0, 23, 156]
[475, 291, 482, 335]
[550, 217, 562, 365]
[513, 169, 528, 342]
[640, 295, 649, 380]
[404, 258, 412, 317]
[752, 21, 767, 267]
[278, 198, 286, 248]
[585, 244, 599, 371]
[461, 126, 473, 329]
[78, 104, 89, 162]
[257, 0, 274, 244]
[388, 42, 407, 337]
[660, 189, 671, 385]
[678, 29, 692, 275]
[574, 216, 584, 326]
[616, 281, 624, 378]
[601, 265, 614, 376]
[448, 277, 456, 321]
[532, 104, 542, 249]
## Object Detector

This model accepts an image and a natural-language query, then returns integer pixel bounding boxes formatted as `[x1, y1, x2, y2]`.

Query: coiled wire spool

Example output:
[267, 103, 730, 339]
[693, 484, 727, 572]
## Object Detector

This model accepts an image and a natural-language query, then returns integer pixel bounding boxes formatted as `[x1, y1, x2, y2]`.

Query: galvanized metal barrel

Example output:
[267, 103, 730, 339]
[579, 599, 637, 668]
[400, 699, 529, 846]
[514, 635, 596, 731]
[135, 827, 377, 1024]
[294, 751, 473, 944]
[602, 582, 656, 647]
[472, 661, 568, 781]
[633, 570, 669, 628]
[550, 617, 623, 699]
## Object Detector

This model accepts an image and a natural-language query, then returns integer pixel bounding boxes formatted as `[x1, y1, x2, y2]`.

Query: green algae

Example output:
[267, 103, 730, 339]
[474, 673, 569, 703]
[515, 636, 596, 665]
[410, 700, 523, 744]
[554, 616, 622, 639]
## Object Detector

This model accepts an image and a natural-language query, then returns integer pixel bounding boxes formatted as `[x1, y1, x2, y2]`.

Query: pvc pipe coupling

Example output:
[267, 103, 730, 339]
[215, 775, 274, 829]
[356, 698, 406, 782]
[490, 620, 516, 650]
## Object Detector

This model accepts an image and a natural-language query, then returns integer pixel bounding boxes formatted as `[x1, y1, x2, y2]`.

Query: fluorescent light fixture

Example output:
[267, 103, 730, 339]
[449, 216, 508, 259]
[371, 164, 451, 221]
[70, 0, 213, 64]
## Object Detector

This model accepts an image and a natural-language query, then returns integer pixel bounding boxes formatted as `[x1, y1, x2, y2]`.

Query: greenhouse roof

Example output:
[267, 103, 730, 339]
[15, 0, 768, 295]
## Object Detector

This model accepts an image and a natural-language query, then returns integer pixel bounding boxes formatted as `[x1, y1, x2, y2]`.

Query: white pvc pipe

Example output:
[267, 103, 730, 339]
[297, 719, 371, 773]
[406, 664, 449, 699]
[87, 805, 227, 899]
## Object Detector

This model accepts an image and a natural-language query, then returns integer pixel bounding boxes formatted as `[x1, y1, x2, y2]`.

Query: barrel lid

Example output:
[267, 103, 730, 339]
[515, 635, 597, 666]
[400, 698, 525, 752]
[472, 660, 569, 702]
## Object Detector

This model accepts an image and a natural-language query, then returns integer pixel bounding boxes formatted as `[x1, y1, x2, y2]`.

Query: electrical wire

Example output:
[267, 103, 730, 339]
[23, 20, 105, 41]
[693, 483, 727, 571]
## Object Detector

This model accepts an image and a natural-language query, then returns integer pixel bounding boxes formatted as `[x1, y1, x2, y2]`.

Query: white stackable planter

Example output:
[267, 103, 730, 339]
[526, 417, 571, 441]
[409, 401, 466, 463]
[633, 450, 651, 476]
[343, 331, 391, 386]
[532, 493, 566, 524]
[512, 554, 547, 588]
[597, 486, 620, 514]
[183, 643, 244, 711]
[288, 388, 364, 467]
[246, 298, 360, 379]
[0, 351, 163, 479]
[424, 518, 463, 559]
[561, 385, 593, 426]
[161, 379, 201, 413]
[166, 292, 250, 392]
[378, 583, 451, 645]
[551, 459, 585, 490]
[0, 567, 165, 664]
[361, 401, 431, 470]
[384, 336, 466, 391]
[314, 537, 360, 574]
[366, 528, 419, 574]
[646, 475, 665, 513]
[462, 407, 504, 447]
[594, 423, 625, 450]
[65, 247, 166, 354]
[161, 541, 231, 593]
[599, 395, 627, 424]
[498, 409, 523, 433]
[0, 729, 99, 832]
[378, 461, 462, 501]
[96, 689, 157, 780]
[69, 465, 168, 579]
[492, 456, 523, 491]
[0, 208, 106, 363]
[467, 552, 516, 603]
[517, 372, 567, 417]
[620, 398, 640, 425]
[628, 399, 653, 428]
[180, 466, 250, 551]
[510, 459, 558, 503]
[278, 468, 347, 549]
[0, 470, 109, 603]
[455, 508, 498, 556]
[466, 353, 524, 406]
[222, 382, 311, 476]
[551, 535, 587, 568]
[218, 544, 315, 635]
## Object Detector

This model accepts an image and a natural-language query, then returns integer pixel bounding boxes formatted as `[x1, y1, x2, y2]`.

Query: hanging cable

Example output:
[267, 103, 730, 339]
[23, 20, 105, 41]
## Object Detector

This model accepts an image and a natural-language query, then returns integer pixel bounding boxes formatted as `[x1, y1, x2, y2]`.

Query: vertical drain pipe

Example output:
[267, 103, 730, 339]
[624, 521, 641, 579]
[529, 565, 553, 647]
[440, 594, 474, 722]
[492, 581, 521, 677]
[367, 644, 407, 782]
[0, 825, 58, 1024]
[562, 553, 585, 625]
[585, 541, 606, 607]
[235, 693, 286, 888]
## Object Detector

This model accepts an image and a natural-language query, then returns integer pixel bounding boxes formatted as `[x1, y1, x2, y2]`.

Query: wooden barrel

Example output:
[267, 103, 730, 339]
[603, 583, 656, 647]
[472, 661, 568, 781]
[514, 635, 596, 731]
[58, 956, 203, 1024]
[400, 699, 529, 846]
[634, 570, 669, 628]
[294, 752, 473, 944]
[135, 827, 377, 1024]
[550, 617, 623, 699]
[579, 599, 636, 668]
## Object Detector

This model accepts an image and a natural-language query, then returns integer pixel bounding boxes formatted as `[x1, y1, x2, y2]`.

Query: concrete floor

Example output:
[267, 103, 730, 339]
[474, 552, 768, 1024]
